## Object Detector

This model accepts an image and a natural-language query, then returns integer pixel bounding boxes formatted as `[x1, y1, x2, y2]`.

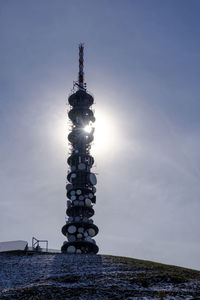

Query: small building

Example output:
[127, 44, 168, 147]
[0, 240, 28, 253]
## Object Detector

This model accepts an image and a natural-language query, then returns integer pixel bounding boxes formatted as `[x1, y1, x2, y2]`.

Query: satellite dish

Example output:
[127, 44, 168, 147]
[70, 190, 76, 196]
[76, 189, 82, 195]
[89, 173, 97, 185]
[75, 216, 80, 222]
[88, 228, 95, 237]
[85, 198, 92, 207]
[69, 173, 77, 183]
[77, 233, 83, 239]
[67, 245, 76, 253]
[68, 235, 76, 242]
[66, 184, 73, 191]
[78, 163, 86, 170]
[68, 225, 76, 234]
[78, 227, 84, 233]
[92, 187, 96, 193]
[71, 196, 76, 201]
[91, 116, 95, 122]
[89, 193, 93, 199]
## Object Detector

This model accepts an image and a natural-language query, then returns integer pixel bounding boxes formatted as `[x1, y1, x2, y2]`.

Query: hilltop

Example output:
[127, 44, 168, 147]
[0, 253, 199, 299]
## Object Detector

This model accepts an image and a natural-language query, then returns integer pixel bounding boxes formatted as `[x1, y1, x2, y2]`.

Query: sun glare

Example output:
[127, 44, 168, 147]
[91, 107, 117, 156]
[84, 125, 93, 133]
[51, 105, 119, 159]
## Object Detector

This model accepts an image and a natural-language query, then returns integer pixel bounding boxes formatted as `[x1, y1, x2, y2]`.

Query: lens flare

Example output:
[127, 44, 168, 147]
[84, 125, 93, 133]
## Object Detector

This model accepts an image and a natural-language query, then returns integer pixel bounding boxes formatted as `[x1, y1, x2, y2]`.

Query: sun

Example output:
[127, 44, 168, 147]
[84, 124, 93, 133]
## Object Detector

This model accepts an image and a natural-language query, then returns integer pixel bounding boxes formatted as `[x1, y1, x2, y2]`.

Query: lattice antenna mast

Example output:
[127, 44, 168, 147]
[78, 43, 86, 91]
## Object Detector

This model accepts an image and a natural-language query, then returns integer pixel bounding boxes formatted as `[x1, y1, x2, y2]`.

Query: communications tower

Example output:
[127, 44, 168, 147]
[61, 44, 99, 254]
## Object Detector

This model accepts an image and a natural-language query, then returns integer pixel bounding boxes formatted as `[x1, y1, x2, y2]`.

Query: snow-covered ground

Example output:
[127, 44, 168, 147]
[0, 253, 199, 299]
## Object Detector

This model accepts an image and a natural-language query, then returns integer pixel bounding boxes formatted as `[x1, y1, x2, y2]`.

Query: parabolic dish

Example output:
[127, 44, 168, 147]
[68, 235, 76, 242]
[78, 163, 86, 170]
[67, 245, 76, 253]
[68, 225, 76, 234]
[92, 186, 96, 193]
[76, 189, 82, 195]
[85, 198, 92, 207]
[89, 193, 93, 199]
[89, 173, 97, 185]
[66, 184, 73, 191]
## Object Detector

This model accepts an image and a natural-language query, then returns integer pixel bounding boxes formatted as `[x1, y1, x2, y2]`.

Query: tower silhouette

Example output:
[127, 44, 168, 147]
[61, 44, 99, 254]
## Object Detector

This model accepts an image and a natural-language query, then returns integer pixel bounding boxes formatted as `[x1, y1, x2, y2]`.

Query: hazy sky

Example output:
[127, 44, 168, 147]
[1, 0, 200, 270]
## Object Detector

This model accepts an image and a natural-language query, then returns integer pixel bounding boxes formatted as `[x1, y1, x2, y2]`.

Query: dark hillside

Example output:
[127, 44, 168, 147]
[0, 253, 199, 299]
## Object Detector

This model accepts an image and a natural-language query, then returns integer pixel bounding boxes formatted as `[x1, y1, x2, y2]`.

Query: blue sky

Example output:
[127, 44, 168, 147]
[0, 0, 200, 269]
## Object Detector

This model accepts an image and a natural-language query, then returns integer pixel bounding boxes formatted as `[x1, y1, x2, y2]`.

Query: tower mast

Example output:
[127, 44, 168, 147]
[78, 43, 85, 90]
[61, 44, 99, 254]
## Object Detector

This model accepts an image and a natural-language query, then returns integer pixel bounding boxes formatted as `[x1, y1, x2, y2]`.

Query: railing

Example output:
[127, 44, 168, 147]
[27, 246, 61, 253]
[32, 237, 48, 252]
